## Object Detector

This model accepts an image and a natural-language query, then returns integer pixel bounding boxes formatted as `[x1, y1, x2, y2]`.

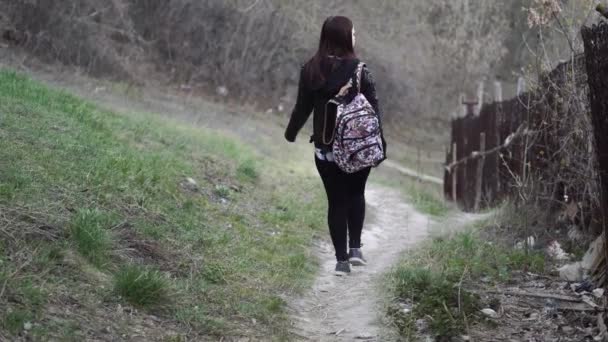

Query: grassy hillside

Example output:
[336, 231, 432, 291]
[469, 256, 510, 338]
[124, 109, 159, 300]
[0, 70, 326, 340]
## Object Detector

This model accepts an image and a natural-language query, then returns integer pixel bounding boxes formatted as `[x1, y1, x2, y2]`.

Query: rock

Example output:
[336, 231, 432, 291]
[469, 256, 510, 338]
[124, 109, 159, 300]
[399, 302, 413, 314]
[562, 325, 574, 333]
[23, 322, 32, 331]
[594, 288, 605, 298]
[558, 262, 584, 282]
[525, 312, 540, 321]
[416, 319, 428, 332]
[561, 235, 606, 282]
[481, 276, 492, 283]
[355, 333, 374, 340]
[543, 299, 558, 317]
[582, 235, 604, 272]
[181, 177, 199, 192]
[481, 308, 499, 318]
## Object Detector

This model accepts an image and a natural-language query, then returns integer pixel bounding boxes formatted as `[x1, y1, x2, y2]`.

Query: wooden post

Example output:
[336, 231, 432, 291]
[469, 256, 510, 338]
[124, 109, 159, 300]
[474, 132, 487, 212]
[494, 81, 503, 103]
[416, 145, 422, 181]
[462, 97, 478, 210]
[517, 77, 526, 96]
[494, 81, 503, 199]
[459, 93, 467, 118]
[452, 142, 458, 202]
[476, 81, 485, 116]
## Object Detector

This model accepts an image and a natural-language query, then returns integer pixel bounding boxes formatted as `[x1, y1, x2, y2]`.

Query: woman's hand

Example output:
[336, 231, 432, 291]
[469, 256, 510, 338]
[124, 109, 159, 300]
[285, 131, 296, 143]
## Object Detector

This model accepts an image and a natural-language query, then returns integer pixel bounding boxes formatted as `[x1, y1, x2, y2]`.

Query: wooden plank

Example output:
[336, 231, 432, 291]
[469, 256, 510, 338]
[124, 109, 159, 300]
[452, 143, 458, 202]
[474, 132, 487, 211]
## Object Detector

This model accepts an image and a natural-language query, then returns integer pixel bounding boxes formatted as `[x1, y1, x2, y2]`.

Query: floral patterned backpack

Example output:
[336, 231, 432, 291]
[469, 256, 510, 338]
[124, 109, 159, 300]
[323, 62, 386, 173]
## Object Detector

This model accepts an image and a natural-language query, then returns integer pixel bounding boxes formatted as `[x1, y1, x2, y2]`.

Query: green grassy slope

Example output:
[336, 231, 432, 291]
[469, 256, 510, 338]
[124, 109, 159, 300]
[0, 70, 326, 341]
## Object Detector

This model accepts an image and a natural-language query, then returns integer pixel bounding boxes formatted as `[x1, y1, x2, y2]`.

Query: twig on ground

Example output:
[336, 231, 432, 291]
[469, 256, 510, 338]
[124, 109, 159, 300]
[457, 265, 469, 314]
[443, 301, 457, 324]
[0, 249, 36, 300]
[487, 289, 582, 303]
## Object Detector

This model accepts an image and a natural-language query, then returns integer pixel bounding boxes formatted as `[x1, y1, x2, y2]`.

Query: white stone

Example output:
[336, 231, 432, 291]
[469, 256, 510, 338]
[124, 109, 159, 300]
[524, 312, 540, 321]
[481, 308, 498, 318]
[582, 235, 604, 272]
[559, 262, 584, 282]
[594, 288, 605, 298]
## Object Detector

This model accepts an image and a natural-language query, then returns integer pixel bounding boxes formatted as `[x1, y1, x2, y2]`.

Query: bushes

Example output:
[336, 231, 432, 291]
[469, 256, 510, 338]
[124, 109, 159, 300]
[0, 0, 522, 137]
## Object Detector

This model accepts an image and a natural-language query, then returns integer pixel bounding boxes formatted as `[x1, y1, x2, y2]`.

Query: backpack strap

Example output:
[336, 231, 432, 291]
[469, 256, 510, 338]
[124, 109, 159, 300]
[322, 61, 366, 146]
[356, 62, 366, 94]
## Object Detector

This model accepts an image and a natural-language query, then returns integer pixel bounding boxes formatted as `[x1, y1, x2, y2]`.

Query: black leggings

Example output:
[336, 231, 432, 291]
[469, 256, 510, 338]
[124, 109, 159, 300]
[315, 157, 371, 261]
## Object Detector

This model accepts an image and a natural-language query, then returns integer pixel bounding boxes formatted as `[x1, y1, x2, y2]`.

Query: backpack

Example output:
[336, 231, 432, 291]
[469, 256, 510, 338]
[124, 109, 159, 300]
[323, 62, 386, 173]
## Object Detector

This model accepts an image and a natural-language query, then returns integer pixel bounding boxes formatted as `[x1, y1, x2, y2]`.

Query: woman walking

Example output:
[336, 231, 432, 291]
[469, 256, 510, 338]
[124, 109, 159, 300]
[284, 16, 386, 275]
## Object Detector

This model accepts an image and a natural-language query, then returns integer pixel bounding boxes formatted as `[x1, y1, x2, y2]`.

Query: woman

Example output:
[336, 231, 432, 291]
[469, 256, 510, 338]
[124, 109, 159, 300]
[284, 16, 385, 275]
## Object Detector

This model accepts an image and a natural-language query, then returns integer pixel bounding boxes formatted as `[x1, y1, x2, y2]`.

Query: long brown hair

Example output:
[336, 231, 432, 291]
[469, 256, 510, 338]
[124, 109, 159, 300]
[305, 16, 356, 88]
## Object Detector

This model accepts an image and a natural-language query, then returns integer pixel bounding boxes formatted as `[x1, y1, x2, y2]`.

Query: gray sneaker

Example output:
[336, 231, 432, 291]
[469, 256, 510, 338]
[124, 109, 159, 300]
[335, 261, 351, 276]
[349, 248, 367, 266]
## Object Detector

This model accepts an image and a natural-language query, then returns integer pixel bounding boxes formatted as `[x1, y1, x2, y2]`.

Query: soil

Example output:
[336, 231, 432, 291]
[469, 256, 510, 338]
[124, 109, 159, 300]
[288, 185, 433, 341]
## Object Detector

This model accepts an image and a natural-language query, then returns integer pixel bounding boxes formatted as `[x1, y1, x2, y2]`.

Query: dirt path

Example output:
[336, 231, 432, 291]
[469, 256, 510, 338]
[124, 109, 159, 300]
[289, 184, 434, 341]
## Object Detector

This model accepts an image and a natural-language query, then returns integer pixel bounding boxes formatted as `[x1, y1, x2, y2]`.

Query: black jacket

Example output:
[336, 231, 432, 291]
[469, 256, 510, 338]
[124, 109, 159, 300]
[284, 57, 384, 151]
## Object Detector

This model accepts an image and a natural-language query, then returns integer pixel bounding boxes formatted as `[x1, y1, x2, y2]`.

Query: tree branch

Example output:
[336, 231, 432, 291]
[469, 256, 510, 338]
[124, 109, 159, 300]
[446, 124, 527, 172]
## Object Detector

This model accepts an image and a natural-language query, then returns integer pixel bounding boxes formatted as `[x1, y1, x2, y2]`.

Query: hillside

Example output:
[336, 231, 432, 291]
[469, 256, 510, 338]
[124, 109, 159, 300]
[0, 69, 328, 340]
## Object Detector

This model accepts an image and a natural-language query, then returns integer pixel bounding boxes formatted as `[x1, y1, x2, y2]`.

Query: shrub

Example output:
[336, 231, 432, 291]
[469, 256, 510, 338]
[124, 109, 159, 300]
[69, 209, 112, 266]
[114, 265, 169, 308]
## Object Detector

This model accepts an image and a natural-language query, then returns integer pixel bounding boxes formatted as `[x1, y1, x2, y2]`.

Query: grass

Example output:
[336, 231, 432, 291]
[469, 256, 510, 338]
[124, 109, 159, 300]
[237, 159, 259, 182]
[386, 222, 547, 339]
[407, 182, 450, 217]
[0, 69, 327, 340]
[69, 209, 113, 267]
[114, 265, 170, 308]
[374, 173, 450, 218]
[2, 310, 32, 335]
